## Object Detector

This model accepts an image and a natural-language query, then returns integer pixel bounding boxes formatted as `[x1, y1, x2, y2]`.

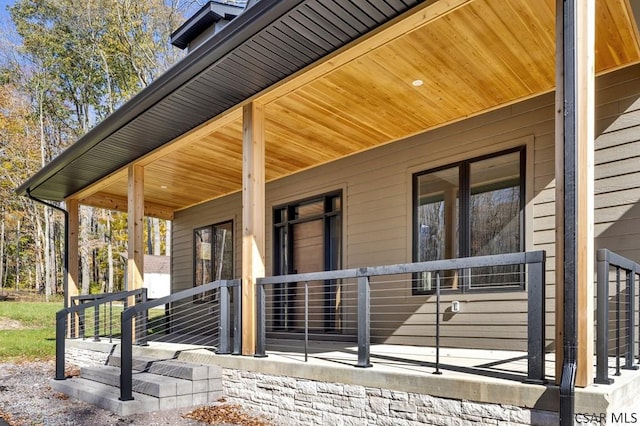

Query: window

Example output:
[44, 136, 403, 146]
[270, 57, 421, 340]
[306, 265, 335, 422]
[273, 192, 342, 331]
[194, 221, 233, 301]
[413, 148, 524, 294]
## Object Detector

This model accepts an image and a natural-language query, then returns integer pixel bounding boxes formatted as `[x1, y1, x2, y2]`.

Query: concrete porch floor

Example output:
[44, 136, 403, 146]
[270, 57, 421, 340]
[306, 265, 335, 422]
[66, 338, 640, 416]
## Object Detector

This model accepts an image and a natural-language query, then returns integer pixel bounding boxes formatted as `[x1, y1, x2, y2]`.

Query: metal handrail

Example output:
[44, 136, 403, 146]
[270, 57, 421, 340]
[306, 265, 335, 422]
[69, 289, 147, 340]
[55, 288, 147, 381]
[119, 279, 241, 401]
[256, 250, 546, 383]
[595, 249, 639, 384]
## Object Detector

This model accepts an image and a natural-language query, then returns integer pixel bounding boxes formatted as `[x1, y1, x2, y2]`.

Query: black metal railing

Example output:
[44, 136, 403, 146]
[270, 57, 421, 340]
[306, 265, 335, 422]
[119, 279, 241, 401]
[69, 289, 147, 342]
[256, 251, 546, 384]
[55, 288, 147, 381]
[595, 249, 640, 384]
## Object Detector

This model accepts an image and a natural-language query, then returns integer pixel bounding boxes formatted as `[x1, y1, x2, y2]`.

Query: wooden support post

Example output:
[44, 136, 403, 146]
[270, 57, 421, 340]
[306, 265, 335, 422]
[67, 198, 79, 337]
[127, 165, 144, 300]
[575, 0, 595, 388]
[555, 0, 595, 388]
[242, 101, 266, 356]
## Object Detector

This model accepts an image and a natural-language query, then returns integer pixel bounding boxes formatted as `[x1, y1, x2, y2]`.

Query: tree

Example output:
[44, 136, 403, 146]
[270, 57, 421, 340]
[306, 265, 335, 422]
[3, 0, 191, 295]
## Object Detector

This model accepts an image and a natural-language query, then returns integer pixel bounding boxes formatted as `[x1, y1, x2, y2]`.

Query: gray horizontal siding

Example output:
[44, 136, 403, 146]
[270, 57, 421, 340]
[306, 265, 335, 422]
[171, 63, 640, 351]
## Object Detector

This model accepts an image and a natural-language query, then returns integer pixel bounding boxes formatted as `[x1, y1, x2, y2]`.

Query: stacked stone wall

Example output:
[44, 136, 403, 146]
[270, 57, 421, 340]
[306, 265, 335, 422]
[222, 369, 558, 425]
[66, 346, 111, 367]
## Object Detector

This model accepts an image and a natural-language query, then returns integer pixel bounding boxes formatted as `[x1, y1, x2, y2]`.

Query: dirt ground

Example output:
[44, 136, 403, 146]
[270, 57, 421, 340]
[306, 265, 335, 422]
[0, 301, 270, 426]
[0, 360, 271, 426]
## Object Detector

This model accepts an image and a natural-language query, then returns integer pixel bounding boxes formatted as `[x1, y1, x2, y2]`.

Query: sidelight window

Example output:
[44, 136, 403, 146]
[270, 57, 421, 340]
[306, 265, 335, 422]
[194, 220, 233, 301]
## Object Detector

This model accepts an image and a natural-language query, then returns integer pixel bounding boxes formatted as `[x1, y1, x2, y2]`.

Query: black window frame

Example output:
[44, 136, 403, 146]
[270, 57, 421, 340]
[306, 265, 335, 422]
[412, 147, 526, 295]
[272, 191, 343, 276]
[272, 190, 343, 331]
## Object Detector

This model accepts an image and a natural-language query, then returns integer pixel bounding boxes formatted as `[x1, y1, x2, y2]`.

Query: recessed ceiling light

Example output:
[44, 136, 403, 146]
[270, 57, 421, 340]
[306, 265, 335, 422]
[160, 185, 168, 189]
[412, 79, 424, 87]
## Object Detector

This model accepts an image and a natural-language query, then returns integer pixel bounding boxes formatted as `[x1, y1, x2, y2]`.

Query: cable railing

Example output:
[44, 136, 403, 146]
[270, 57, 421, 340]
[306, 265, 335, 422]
[119, 279, 241, 401]
[55, 288, 147, 381]
[256, 251, 546, 384]
[595, 249, 640, 384]
[69, 290, 147, 342]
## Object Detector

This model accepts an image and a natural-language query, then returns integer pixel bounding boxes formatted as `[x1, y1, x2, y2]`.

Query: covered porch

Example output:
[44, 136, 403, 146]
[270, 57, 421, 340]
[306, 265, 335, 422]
[17, 0, 640, 423]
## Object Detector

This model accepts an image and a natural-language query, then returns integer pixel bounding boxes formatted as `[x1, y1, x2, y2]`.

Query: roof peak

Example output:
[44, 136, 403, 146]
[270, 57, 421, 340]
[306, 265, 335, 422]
[170, 1, 247, 51]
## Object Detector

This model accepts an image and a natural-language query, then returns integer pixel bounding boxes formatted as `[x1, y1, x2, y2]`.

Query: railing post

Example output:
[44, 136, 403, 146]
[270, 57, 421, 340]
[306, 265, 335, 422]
[526, 252, 545, 383]
[624, 265, 638, 370]
[135, 289, 148, 346]
[70, 299, 76, 338]
[109, 300, 113, 343]
[233, 281, 242, 355]
[79, 302, 85, 340]
[434, 271, 442, 375]
[304, 281, 309, 363]
[120, 311, 134, 401]
[55, 310, 67, 381]
[218, 281, 231, 355]
[93, 301, 100, 342]
[595, 249, 613, 384]
[356, 274, 372, 368]
[616, 267, 621, 376]
[255, 280, 267, 357]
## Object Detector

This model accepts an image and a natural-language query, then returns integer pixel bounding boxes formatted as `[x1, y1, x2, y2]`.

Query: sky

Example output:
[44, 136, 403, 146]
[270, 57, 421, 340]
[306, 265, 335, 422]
[0, 0, 12, 18]
[0, 1, 16, 55]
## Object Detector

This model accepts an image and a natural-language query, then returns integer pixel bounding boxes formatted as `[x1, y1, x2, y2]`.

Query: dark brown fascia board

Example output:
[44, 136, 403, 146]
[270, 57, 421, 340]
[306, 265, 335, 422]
[16, 0, 305, 201]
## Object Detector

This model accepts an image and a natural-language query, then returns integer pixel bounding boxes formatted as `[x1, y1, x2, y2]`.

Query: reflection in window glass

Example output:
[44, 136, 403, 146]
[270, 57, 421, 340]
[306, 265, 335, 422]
[195, 227, 212, 287]
[470, 153, 521, 289]
[416, 166, 459, 291]
[413, 149, 524, 293]
[194, 221, 233, 301]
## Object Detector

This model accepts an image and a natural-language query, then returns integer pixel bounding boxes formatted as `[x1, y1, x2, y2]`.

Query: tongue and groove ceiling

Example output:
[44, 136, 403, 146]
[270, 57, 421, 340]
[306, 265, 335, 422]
[19, 0, 640, 219]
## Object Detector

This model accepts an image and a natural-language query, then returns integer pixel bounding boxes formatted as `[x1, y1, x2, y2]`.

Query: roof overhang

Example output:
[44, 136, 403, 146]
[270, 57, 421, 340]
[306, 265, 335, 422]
[17, 0, 640, 219]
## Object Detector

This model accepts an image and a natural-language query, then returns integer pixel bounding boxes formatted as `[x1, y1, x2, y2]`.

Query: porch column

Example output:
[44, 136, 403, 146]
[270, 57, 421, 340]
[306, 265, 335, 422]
[127, 165, 144, 296]
[67, 198, 79, 336]
[242, 101, 266, 355]
[555, 0, 595, 391]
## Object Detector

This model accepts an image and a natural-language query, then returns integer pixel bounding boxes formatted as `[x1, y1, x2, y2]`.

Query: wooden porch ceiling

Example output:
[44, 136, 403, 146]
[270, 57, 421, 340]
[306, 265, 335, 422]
[75, 0, 640, 219]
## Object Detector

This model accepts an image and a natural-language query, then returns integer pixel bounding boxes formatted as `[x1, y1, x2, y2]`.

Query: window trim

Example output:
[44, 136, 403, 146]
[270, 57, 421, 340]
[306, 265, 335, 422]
[412, 147, 526, 295]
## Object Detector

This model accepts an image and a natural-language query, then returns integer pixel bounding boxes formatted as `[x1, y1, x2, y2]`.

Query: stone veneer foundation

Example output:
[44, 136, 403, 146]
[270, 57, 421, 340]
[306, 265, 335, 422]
[221, 369, 558, 425]
[63, 340, 640, 425]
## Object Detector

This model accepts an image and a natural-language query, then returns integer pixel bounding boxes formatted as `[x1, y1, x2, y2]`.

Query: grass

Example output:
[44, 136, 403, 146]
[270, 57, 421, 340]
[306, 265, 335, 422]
[0, 299, 169, 363]
[0, 301, 61, 362]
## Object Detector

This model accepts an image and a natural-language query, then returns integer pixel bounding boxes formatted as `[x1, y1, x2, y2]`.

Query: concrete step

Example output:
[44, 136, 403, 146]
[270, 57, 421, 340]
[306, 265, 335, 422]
[81, 365, 220, 398]
[107, 354, 158, 371]
[148, 359, 221, 381]
[52, 376, 223, 415]
[50, 377, 159, 416]
[108, 355, 221, 381]
[114, 344, 179, 360]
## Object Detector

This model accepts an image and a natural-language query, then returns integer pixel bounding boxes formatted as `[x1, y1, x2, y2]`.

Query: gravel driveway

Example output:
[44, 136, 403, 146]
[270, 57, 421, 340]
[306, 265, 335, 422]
[0, 360, 209, 426]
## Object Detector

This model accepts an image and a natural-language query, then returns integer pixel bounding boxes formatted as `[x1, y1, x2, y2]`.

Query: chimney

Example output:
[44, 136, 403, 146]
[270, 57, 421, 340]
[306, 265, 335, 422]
[170, 1, 246, 53]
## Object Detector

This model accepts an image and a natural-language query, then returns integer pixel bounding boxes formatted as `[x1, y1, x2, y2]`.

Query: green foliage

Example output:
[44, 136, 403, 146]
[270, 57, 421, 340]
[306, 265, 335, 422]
[1, 0, 186, 297]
